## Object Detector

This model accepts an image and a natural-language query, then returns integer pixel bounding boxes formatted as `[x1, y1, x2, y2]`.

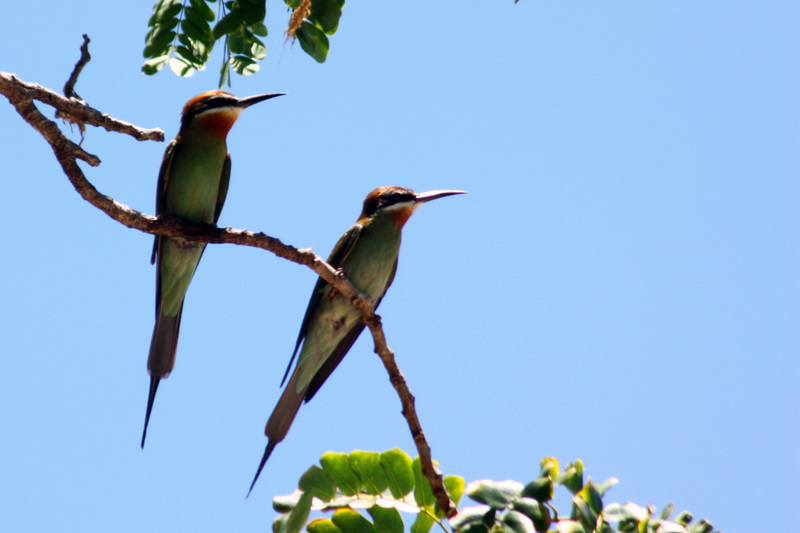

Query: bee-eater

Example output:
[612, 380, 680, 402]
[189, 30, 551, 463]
[142, 90, 284, 448]
[248, 186, 466, 494]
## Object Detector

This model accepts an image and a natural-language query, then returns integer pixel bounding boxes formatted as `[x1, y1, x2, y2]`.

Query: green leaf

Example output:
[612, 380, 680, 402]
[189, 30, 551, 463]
[465, 479, 524, 509]
[240, 0, 266, 25]
[227, 32, 245, 54]
[213, 8, 243, 38]
[412, 457, 435, 509]
[169, 56, 195, 76]
[181, 10, 208, 44]
[482, 508, 497, 529]
[367, 507, 404, 533]
[189, 0, 215, 21]
[602, 502, 646, 524]
[144, 26, 177, 58]
[197, 41, 211, 62]
[250, 22, 268, 36]
[457, 525, 489, 533]
[146, 16, 180, 37]
[248, 35, 267, 60]
[177, 32, 195, 49]
[308, 0, 343, 35]
[321, 452, 361, 496]
[146, 16, 180, 38]
[284, 0, 302, 8]
[444, 475, 465, 508]
[658, 503, 675, 521]
[231, 55, 258, 74]
[655, 521, 691, 533]
[183, 8, 213, 42]
[299, 465, 336, 501]
[673, 511, 693, 526]
[380, 449, 414, 498]
[554, 520, 586, 533]
[521, 477, 553, 503]
[182, 21, 212, 50]
[285, 492, 313, 533]
[449, 505, 492, 531]
[556, 461, 583, 495]
[274, 490, 303, 513]
[499, 509, 535, 533]
[539, 457, 559, 479]
[308, 519, 344, 533]
[149, 0, 183, 25]
[687, 519, 714, 533]
[273, 513, 290, 533]
[617, 519, 638, 533]
[296, 21, 329, 63]
[175, 45, 202, 68]
[511, 497, 551, 532]
[595, 524, 616, 533]
[580, 481, 604, 514]
[142, 54, 171, 75]
[410, 511, 435, 533]
[572, 494, 597, 532]
[348, 451, 388, 495]
[596, 477, 618, 497]
[331, 509, 377, 533]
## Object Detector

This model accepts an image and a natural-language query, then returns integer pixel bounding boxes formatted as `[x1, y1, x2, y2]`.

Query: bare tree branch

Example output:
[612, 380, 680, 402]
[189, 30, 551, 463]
[1, 50, 454, 516]
[0, 72, 164, 142]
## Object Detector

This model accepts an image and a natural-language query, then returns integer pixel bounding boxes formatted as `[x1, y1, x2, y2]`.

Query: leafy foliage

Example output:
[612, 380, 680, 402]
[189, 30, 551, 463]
[273, 449, 463, 533]
[143, 0, 344, 86]
[272, 452, 720, 533]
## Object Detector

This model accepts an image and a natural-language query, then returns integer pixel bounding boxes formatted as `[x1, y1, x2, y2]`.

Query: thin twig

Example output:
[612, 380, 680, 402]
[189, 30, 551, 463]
[354, 304, 457, 518]
[1, 60, 454, 516]
[63, 34, 91, 100]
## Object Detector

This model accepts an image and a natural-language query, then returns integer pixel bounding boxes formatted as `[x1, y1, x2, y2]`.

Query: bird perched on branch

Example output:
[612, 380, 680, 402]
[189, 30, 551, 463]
[142, 90, 284, 448]
[248, 186, 466, 495]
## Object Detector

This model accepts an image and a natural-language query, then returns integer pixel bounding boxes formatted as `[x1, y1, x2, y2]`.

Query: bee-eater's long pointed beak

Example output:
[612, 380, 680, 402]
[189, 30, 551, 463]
[237, 93, 286, 108]
[415, 190, 468, 203]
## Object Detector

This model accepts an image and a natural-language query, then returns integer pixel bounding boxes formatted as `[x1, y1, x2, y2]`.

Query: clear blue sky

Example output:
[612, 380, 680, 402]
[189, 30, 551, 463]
[1, 2, 797, 531]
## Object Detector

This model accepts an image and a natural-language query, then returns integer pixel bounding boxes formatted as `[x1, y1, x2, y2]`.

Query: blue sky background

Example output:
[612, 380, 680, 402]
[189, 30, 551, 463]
[1, 2, 797, 531]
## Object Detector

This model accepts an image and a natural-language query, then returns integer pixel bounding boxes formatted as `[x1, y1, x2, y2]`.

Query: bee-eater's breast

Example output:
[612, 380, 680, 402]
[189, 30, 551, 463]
[164, 137, 228, 223]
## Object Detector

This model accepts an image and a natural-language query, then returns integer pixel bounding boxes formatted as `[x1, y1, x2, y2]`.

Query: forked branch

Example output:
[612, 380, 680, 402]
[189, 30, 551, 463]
[0, 40, 455, 518]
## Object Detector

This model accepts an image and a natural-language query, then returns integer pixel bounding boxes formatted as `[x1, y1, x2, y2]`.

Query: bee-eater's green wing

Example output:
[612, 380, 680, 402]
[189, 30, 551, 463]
[213, 153, 231, 224]
[150, 139, 178, 265]
[280, 223, 363, 386]
[304, 256, 398, 401]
